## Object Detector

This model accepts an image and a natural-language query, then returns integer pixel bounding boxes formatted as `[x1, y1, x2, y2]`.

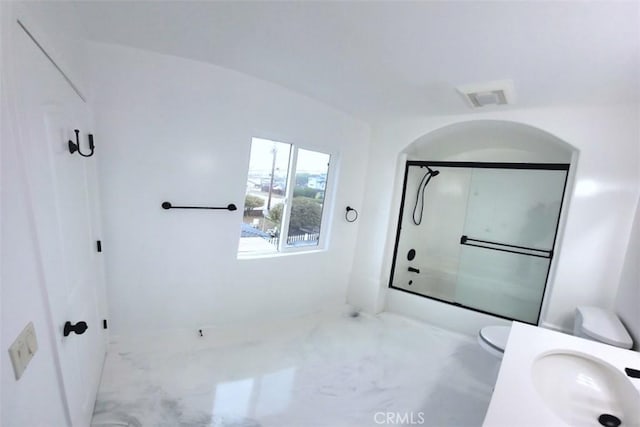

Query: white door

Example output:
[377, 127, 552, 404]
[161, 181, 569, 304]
[10, 20, 108, 427]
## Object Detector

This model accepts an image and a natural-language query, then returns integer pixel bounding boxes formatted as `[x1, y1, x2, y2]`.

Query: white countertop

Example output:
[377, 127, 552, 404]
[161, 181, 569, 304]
[483, 322, 640, 427]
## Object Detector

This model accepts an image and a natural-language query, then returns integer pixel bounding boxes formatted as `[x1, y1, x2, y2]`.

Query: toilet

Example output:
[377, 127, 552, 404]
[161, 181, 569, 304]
[478, 306, 633, 359]
[573, 306, 633, 349]
[478, 325, 512, 359]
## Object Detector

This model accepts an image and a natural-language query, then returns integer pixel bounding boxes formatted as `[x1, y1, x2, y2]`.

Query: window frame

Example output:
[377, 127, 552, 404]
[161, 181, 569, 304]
[239, 137, 335, 257]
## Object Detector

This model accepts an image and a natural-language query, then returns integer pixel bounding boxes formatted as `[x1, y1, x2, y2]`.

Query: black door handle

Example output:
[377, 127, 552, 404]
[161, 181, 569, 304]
[63, 321, 88, 337]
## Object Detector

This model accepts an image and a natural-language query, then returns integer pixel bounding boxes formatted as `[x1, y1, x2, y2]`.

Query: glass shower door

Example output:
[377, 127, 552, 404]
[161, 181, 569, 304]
[454, 168, 568, 323]
[390, 165, 471, 302]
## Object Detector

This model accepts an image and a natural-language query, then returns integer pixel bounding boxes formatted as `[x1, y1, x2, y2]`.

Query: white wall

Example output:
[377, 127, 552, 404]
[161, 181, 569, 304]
[349, 105, 640, 335]
[615, 197, 640, 350]
[89, 43, 371, 334]
[7, 0, 91, 99]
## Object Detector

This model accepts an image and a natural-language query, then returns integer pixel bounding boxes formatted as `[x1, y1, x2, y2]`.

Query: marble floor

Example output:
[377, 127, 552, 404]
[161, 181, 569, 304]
[91, 308, 498, 427]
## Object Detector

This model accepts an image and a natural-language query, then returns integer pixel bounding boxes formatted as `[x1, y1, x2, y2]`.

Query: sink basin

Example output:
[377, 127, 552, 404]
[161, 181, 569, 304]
[532, 351, 640, 426]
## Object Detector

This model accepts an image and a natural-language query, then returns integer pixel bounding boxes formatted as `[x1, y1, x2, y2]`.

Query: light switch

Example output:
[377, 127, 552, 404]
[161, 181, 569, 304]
[24, 322, 38, 355]
[8, 322, 38, 380]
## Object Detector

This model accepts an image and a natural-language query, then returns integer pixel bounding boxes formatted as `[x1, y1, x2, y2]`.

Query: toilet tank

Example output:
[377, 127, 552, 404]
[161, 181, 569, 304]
[574, 306, 633, 349]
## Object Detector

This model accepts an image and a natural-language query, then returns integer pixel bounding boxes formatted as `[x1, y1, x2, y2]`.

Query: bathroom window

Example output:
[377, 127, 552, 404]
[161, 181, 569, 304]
[238, 137, 331, 256]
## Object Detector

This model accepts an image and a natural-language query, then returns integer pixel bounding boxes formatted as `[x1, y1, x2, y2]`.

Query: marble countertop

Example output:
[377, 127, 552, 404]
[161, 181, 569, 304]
[483, 322, 640, 427]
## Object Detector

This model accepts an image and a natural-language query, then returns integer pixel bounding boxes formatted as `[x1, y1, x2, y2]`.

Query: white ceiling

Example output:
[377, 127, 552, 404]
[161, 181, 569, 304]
[53, 1, 640, 122]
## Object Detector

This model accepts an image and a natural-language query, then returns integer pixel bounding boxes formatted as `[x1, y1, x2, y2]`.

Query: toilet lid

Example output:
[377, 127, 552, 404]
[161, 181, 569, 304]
[479, 325, 511, 353]
[577, 306, 633, 349]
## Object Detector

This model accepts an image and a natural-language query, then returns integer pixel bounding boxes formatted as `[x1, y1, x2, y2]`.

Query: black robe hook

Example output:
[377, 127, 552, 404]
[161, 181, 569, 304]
[68, 129, 95, 157]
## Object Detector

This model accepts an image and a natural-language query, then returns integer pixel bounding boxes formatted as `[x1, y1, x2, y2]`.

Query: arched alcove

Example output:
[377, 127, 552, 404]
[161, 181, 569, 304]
[387, 120, 577, 325]
[404, 120, 576, 163]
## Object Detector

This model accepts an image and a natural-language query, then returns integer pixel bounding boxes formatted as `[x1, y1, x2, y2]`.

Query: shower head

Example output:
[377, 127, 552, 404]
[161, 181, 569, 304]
[413, 166, 439, 225]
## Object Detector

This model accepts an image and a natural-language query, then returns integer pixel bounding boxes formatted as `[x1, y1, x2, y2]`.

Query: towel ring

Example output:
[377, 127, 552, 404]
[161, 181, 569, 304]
[345, 206, 358, 223]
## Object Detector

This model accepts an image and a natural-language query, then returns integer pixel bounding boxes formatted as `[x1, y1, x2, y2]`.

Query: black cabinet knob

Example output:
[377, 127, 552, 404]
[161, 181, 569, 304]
[63, 321, 88, 337]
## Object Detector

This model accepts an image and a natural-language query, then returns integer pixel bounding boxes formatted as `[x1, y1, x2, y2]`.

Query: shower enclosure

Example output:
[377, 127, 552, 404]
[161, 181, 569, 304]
[389, 161, 569, 324]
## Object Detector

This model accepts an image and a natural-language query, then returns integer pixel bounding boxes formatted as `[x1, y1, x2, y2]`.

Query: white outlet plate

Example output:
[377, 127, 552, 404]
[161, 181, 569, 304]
[8, 322, 38, 380]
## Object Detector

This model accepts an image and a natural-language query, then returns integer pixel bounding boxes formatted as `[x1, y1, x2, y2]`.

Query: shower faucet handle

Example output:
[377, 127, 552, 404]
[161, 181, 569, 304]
[408, 267, 420, 274]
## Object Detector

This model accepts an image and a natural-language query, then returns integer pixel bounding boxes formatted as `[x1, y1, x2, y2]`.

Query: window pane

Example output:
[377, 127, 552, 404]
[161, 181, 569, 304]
[286, 149, 330, 248]
[239, 138, 291, 255]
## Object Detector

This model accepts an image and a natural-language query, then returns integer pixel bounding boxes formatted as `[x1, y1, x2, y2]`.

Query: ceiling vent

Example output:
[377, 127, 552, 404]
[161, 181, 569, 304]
[456, 80, 515, 108]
